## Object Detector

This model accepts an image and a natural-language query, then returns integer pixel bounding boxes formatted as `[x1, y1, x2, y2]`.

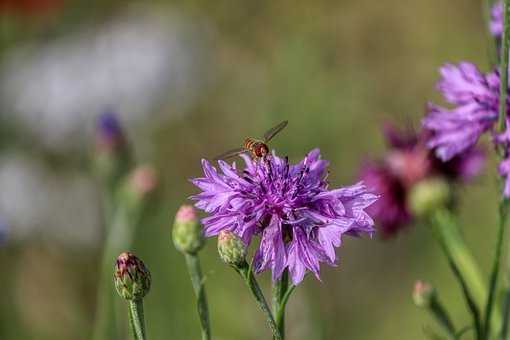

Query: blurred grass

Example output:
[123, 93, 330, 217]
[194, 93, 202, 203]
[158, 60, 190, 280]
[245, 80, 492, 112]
[0, 0, 502, 339]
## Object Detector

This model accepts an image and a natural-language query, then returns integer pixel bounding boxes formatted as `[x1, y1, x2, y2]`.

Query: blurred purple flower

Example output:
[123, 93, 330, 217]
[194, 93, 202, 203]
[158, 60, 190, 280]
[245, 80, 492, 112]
[360, 163, 410, 236]
[491, 1, 503, 38]
[191, 149, 378, 285]
[360, 124, 484, 236]
[423, 62, 500, 161]
[95, 111, 125, 151]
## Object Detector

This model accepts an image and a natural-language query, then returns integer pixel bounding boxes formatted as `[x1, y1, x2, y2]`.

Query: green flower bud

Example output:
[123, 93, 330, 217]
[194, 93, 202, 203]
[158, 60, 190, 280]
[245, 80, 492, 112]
[408, 177, 451, 218]
[114, 252, 151, 301]
[413, 280, 435, 308]
[172, 205, 205, 254]
[217, 230, 247, 267]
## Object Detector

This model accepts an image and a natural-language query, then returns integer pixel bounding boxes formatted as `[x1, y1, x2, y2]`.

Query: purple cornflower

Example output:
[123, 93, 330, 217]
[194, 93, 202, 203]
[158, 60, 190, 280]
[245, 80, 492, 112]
[191, 149, 378, 285]
[423, 62, 500, 161]
[360, 124, 484, 236]
[490, 1, 503, 38]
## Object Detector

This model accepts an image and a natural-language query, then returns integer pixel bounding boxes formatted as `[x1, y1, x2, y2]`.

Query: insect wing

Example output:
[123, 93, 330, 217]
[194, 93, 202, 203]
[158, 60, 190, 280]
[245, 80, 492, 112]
[214, 147, 246, 161]
[263, 120, 288, 142]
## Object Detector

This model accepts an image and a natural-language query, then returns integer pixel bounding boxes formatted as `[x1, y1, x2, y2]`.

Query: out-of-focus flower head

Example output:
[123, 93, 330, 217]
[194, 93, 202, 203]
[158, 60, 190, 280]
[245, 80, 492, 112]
[490, 1, 503, 38]
[413, 280, 436, 308]
[421, 61, 510, 197]
[127, 165, 158, 198]
[93, 111, 132, 186]
[360, 123, 484, 236]
[191, 149, 378, 285]
[422, 62, 499, 162]
[95, 111, 126, 153]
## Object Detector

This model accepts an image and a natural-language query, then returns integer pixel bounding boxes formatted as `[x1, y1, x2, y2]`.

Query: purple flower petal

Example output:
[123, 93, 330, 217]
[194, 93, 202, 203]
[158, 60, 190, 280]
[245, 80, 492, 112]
[191, 149, 378, 284]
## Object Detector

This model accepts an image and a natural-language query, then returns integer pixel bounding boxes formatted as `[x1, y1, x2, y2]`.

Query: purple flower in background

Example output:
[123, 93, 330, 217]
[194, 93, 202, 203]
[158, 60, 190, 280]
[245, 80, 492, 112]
[360, 163, 410, 236]
[191, 149, 378, 285]
[95, 111, 126, 151]
[360, 124, 484, 236]
[423, 62, 500, 161]
[491, 1, 503, 38]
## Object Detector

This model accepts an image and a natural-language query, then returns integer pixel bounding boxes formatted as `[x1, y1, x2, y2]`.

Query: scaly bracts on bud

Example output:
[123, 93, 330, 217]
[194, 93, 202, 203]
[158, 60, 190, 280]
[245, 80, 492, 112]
[114, 252, 151, 301]
[217, 230, 247, 268]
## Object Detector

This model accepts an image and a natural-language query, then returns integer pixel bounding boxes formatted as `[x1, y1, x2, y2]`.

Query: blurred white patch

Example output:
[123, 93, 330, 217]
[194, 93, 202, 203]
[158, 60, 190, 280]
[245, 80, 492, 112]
[0, 153, 102, 247]
[0, 5, 210, 152]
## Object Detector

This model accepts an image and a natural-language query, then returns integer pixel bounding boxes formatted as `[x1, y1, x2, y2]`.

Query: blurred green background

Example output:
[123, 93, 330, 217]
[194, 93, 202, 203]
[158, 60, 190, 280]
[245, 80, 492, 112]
[0, 0, 501, 339]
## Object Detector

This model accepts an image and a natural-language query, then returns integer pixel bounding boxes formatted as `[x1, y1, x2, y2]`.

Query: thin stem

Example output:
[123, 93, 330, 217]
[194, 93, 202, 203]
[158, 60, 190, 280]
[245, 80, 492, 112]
[92, 199, 143, 340]
[448, 258, 482, 340]
[429, 297, 457, 339]
[498, 0, 510, 132]
[237, 263, 282, 340]
[429, 209, 503, 338]
[184, 253, 211, 340]
[128, 299, 147, 340]
[485, 200, 509, 339]
[430, 210, 487, 311]
[431, 210, 481, 339]
[502, 261, 510, 340]
[272, 270, 289, 339]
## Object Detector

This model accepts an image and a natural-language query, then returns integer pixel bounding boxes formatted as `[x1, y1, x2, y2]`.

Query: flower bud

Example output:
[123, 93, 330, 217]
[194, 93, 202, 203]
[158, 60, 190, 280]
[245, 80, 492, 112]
[408, 177, 451, 218]
[114, 252, 151, 301]
[413, 280, 435, 308]
[217, 230, 247, 267]
[130, 165, 158, 195]
[126, 165, 158, 199]
[172, 205, 205, 254]
[93, 111, 131, 186]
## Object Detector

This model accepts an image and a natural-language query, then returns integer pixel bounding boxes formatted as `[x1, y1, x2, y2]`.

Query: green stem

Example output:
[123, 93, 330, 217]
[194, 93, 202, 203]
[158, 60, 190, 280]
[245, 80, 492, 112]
[448, 257, 483, 340]
[431, 210, 481, 339]
[128, 299, 147, 340]
[92, 193, 145, 340]
[431, 210, 487, 311]
[272, 270, 289, 339]
[237, 263, 282, 340]
[484, 200, 509, 339]
[502, 262, 510, 340]
[184, 253, 211, 340]
[429, 296, 457, 339]
[430, 209, 503, 337]
[498, 0, 510, 132]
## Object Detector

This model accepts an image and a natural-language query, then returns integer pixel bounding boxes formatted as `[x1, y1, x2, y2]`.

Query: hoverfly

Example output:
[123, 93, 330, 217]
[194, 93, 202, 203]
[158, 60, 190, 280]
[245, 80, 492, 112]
[214, 120, 288, 161]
